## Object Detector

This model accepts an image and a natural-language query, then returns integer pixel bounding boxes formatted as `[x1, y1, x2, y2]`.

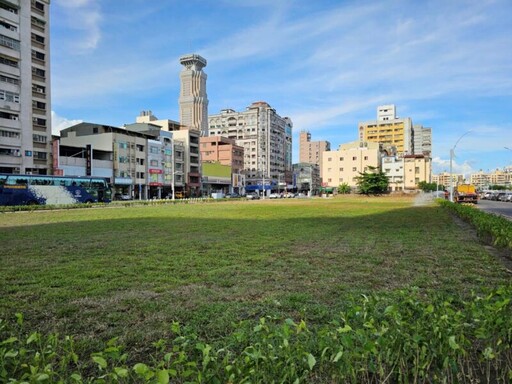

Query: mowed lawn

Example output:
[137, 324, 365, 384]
[0, 196, 509, 357]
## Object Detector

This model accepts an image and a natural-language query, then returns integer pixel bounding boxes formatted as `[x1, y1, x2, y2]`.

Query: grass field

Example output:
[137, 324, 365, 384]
[1, 196, 511, 381]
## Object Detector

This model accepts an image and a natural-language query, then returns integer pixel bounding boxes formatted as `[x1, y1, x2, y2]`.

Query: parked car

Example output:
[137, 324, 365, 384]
[499, 192, 512, 202]
[246, 193, 260, 200]
[506, 194, 512, 202]
[225, 193, 240, 198]
[269, 193, 281, 199]
[114, 193, 132, 201]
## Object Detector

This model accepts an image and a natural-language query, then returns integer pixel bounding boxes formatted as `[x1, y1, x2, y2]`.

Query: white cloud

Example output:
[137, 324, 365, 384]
[51, 111, 82, 136]
[431, 156, 474, 177]
[55, 0, 102, 53]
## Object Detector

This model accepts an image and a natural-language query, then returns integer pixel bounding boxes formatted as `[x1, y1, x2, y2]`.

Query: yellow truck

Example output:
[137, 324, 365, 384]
[454, 184, 478, 204]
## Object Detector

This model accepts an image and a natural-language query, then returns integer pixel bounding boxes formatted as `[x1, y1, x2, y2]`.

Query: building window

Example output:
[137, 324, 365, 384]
[0, 55, 18, 67]
[364, 156, 368, 160]
[32, 134, 47, 143]
[352, 156, 357, 160]
[339, 157, 344, 161]
[0, 90, 19, 103]
[0, 34, 20, 51]
[32, 67, 45, 78]
[352, 167, 357, 171]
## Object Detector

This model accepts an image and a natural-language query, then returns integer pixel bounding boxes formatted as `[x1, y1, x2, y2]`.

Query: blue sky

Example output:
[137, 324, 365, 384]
[50, 0, 512, 176]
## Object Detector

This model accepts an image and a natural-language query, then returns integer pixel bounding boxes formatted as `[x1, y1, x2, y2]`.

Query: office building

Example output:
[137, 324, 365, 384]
[0, 0, 51, 174]
[208, 101, 293, 190]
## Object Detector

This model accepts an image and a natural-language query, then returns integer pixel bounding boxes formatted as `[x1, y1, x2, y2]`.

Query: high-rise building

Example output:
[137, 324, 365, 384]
[359, 105, 413, 156]
[208, 102, 293, 190]
[0, 0, 51, 174]
[179, 54, 208, 136]
[412, 124, 432, 156]
[299, 130, 330, 179]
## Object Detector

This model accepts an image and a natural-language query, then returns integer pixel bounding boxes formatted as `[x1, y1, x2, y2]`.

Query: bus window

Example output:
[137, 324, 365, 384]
[15, 178, 28, 185]
[0, 175, 6, 186]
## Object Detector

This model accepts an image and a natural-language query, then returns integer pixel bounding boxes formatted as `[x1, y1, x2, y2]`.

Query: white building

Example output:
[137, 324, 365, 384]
[0, 0, 51, 174]
[208, 101, 293, 190]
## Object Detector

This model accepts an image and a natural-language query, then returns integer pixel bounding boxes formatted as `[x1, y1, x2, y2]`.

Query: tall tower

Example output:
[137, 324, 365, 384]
[0, 0, 52, 174]
[179, 54, 208, 136]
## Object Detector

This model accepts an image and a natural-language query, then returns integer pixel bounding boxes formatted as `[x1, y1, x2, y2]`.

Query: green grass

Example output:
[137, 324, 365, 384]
[0, 196, 510, 367]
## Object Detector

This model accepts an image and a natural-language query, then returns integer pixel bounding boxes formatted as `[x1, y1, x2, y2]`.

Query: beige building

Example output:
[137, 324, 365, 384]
[432, 172, 464, 188]
[179, 54, 208, 136]
[359, 104, 413, 156]
[0, 0, 52, 174]
[299, 130, 330, 178]
[322, 141, 382, 188]
[403, 155, 431, 190]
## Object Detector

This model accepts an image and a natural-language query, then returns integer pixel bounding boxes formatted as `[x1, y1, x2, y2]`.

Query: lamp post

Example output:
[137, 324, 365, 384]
[449, 131, 472, 202]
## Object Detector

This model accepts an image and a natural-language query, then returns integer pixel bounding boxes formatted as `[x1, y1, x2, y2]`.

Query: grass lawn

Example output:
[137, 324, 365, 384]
[0, 196, 510, 361]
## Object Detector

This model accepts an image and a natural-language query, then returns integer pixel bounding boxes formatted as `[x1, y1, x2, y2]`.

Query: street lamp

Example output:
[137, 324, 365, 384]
[449, 131, 472, 202]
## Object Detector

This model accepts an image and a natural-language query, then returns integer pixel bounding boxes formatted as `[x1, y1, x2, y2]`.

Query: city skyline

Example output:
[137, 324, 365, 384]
[51, 0, 512, 176]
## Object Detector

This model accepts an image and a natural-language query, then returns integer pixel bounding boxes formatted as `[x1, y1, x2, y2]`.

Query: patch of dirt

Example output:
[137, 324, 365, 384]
[450, 213, 512, 274]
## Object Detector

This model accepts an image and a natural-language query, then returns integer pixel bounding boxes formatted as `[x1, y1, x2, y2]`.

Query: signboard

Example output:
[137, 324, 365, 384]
[85, 144, 92, 176]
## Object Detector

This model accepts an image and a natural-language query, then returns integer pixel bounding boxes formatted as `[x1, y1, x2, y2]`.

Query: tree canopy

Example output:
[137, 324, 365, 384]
[355, 166, 389, 195]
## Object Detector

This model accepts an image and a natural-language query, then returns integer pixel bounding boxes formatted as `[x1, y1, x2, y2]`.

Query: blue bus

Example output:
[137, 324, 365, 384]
[0, 174, 111, 206]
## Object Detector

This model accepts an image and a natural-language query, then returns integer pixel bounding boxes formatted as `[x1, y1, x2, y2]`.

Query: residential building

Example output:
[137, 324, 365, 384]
[179, 54, 208, 136]
[382, 156, 404, 192]
[403, 154, 431, 190]
[432, 172, 464, 188]
[124, 122, 185, 199]
[208, 102, 293, 191]
[0, 0, 52, 174]
[413, 124, 432, 156]
[322, 140, 383, 189]
[299, 130, 330, 179]
[292, 162, 320, 195]
[134, 110, 201, 197]
[200, 135, 245, 194]
[358, 104, 413, 156]
[470, 171, 490, 189]
[58, 123, 148, 198]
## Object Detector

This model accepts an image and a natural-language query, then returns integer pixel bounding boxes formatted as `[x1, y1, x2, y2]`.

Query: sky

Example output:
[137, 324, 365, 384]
[50, 0, 512, 176]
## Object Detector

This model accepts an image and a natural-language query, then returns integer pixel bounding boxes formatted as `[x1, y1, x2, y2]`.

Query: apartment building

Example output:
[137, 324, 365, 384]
[322, 141, 382, 188]
[412, 124, 432, 156]
[124, 122, 185, 199]
[292, 162, 320, 195]
[358, 105, 413, 156]
[134, 110, 201, 197]
[432, 172, 464, 188]
[0, 0, 51, 174]
[299, 130, 330, 178]
[403, 155, 431, 190]
[382, 156, 404, 191]
[208, 102, 293, 189]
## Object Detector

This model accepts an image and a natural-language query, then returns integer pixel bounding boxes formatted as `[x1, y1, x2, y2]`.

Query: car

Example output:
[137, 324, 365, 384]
[225, 193, 240, 198]
[506, 194, 512, 202]
[283, 192, 295, 198]
[114, 193, 132, 201]
[499, 192, 512, 202]
[269, 193, 281, 199]
[246, 193, 260, 200]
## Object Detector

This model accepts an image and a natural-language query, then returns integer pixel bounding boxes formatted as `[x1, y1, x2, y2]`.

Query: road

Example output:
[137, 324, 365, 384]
[477, 199, 512, 220]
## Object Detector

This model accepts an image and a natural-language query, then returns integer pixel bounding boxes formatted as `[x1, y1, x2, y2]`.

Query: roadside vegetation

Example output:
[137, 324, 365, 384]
[1, 196, 511, 383]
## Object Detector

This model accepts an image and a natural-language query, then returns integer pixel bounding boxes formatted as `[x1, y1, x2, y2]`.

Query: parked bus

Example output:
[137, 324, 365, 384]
[0, 174, 111, 206]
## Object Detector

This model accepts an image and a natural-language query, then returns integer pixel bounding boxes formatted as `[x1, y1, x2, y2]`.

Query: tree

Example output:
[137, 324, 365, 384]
[337, 183, 351, 194]
[355, 166, 389, 195]
[418, 181, 443, 192]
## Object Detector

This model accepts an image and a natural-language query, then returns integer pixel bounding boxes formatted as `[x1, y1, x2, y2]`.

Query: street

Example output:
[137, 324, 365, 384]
[477, 199, 512, 220]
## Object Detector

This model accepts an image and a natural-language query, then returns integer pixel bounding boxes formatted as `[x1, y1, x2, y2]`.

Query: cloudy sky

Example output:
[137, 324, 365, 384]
[51, 0, 512, 175]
